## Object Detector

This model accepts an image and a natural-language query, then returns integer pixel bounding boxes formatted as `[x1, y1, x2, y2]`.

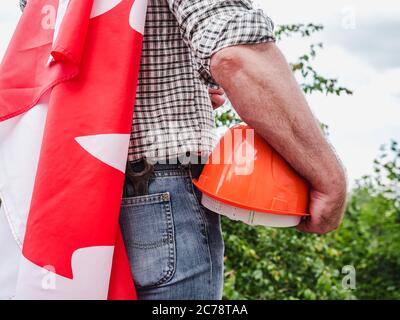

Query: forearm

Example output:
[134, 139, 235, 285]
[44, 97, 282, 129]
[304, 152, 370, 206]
[210, 42, 346, 196]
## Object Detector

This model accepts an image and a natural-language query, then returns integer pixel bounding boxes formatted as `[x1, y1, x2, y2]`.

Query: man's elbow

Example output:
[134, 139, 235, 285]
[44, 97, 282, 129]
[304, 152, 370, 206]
[210, 42, 278, 84]
[210, 46, 248, 83]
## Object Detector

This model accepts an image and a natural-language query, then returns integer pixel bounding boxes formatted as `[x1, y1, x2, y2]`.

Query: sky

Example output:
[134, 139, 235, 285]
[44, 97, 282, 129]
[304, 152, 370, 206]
[1, 0, 399, 186]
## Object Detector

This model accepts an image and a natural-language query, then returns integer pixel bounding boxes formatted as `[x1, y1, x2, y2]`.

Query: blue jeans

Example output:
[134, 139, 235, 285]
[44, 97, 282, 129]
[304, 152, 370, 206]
[119, 163, 225, 300]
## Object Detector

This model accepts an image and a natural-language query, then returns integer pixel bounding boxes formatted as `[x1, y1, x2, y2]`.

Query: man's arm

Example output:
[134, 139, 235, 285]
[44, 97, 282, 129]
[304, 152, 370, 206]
[210, 42, 347, 234]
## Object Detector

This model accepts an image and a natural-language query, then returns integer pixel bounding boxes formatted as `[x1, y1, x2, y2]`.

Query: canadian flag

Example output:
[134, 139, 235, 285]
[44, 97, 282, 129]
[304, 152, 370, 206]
[0, 0, 148, 299]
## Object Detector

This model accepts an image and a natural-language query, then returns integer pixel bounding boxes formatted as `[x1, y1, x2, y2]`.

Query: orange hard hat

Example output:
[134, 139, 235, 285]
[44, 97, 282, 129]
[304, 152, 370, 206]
[193, 123, 310, 228]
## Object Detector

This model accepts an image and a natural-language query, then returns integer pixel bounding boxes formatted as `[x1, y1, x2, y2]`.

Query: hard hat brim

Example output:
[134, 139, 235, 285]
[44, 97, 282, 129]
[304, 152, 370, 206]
[201, 194, 302, 228]
[193, 178, 310, 217]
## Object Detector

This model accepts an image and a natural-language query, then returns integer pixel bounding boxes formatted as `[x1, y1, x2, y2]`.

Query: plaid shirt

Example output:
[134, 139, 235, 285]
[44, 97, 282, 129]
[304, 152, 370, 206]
[20, 0, 275, 162]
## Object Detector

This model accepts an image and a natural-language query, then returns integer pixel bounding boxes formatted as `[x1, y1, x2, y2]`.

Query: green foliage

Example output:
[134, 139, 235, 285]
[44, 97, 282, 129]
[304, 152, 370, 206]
[276, 23, 353, 96]
[214, 106, 241, 128]
[291, 43, 353, 96]
[223, 141, 400, 300]
[274, 23, 324, 40]
[223, 221, 355, 300]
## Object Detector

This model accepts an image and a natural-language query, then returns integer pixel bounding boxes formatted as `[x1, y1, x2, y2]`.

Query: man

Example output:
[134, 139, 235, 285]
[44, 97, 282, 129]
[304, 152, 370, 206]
[20, 0, 347, 300]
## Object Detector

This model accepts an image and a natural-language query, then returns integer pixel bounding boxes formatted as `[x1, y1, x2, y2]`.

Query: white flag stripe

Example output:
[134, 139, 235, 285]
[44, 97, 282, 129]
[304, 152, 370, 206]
[0, 98, 49, 244]
[0, 100, 48, 300]
[0, 205, 20, 300]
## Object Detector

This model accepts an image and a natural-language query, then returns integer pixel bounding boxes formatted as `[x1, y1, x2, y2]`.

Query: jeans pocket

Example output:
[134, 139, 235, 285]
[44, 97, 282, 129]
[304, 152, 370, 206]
[119, 192, 176, 289]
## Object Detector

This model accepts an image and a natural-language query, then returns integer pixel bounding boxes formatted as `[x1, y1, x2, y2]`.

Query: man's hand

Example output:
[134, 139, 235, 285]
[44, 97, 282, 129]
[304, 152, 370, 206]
[208, 87, 226, 109]
[297, 189, 347, 234]
[210, 42, 347, 234]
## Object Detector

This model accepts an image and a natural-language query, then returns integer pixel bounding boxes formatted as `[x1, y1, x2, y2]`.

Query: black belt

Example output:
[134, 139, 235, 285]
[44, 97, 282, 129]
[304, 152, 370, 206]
[124, 156, 205, 197]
